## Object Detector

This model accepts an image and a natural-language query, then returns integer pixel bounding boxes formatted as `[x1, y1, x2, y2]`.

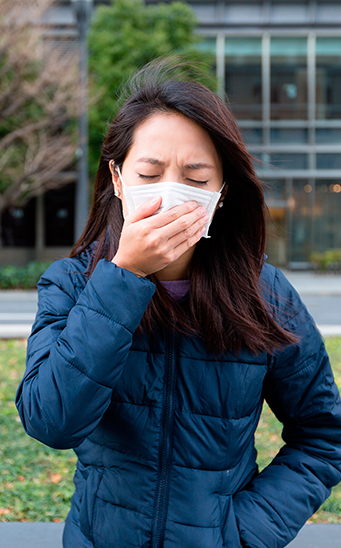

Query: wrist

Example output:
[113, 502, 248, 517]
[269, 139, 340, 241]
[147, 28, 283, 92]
[111, 256, 145, 278]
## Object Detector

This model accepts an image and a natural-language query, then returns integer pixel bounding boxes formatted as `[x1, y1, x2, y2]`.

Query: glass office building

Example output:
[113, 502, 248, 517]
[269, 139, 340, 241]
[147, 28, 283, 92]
[2, 0, 341, 267]
[186, 0, 341, 267]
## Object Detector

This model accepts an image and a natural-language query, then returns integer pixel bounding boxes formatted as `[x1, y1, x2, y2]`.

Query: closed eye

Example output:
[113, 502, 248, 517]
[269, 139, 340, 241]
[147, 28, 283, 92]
[138, 174, 159, 180]
[187, 179, 208, 185]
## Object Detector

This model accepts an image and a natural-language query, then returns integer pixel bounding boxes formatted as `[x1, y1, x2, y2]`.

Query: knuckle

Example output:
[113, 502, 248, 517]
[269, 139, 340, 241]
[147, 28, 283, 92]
[165, 250, 176, 263]
[167, 209, 178, 222]
[187, 235, 198, 248]
[184, 223, 197, 237]
[185, 201, 196, 212]
[157, 245, 166, 258]
[149, 236, 159, 250]
[139, 225, 150, 239]
[179, 217, 188, 229]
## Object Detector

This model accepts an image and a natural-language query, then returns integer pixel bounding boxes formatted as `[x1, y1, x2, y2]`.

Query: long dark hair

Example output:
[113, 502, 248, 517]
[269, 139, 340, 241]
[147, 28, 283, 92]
[71, 60, 297, 355]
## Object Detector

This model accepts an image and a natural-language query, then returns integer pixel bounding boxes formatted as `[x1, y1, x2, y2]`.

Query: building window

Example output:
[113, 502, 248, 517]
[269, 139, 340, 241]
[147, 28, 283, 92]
[316, 38, 341, 120]
[316, 128, 341, 144]
[44, 184, 75, 247]
[241, 128, 263, 145]
[270, 37, 308, 120]
[316, 154, 341, 170]
[1, 200, 36, 247]
[268, 153, 309, 170]
[270, 128, 308, 144]
[290, 179, 313, 262]
[314, 180, 341, 251]
[265, 180, 289, 267]
[225, 37, 262, 120]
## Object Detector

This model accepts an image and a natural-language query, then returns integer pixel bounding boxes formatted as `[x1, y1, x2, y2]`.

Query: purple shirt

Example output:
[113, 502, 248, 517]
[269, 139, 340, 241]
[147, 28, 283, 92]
[160, 280, 190, 301]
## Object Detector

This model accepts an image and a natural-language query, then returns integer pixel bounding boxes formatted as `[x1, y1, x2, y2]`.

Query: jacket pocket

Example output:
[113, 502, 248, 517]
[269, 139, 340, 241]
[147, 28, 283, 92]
[78, 466, 104, 544]
[219, 494, 243, 548]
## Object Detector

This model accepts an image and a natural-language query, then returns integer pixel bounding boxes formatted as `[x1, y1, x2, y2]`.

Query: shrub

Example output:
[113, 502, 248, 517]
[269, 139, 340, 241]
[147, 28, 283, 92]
[0, 261, 51, 289]
[311, 249, 341, 272]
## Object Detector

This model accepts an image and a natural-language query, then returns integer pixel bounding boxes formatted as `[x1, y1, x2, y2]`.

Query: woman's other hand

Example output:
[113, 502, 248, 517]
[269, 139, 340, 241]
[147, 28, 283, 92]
[112, 197, 209, 278]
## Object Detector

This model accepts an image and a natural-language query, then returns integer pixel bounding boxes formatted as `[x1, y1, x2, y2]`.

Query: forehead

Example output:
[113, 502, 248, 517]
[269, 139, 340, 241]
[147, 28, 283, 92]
[126, 111, 220, 165]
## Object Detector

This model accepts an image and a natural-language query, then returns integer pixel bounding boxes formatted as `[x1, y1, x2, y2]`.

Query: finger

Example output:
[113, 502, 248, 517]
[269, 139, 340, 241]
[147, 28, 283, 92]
[183, 213, 210, 238]
[167, 213, 208, 249]
[157, 205, 208, 240]
[168, 225, 207, 263]
[151, 201, 199, 229]
[126, 196, 162, 224]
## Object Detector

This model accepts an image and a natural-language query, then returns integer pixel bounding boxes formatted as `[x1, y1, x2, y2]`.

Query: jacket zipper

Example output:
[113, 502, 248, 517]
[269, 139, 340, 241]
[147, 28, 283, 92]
[151, 330, 177, 548]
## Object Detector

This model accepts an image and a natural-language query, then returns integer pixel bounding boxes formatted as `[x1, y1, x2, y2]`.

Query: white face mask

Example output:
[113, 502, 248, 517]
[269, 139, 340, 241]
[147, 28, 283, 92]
[116, 166, 224, 239]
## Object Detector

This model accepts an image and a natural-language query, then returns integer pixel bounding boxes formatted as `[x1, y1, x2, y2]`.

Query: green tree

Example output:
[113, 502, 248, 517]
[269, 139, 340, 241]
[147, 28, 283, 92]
[88, 0, 215, 180]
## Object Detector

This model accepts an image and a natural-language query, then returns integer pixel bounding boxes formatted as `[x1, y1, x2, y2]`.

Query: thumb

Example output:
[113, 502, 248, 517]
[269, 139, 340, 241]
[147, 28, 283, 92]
[126, 196, 162, 223]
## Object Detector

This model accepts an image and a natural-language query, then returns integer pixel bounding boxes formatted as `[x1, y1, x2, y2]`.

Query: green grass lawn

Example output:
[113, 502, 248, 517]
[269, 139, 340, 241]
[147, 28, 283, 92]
[0, 337, 341, 522]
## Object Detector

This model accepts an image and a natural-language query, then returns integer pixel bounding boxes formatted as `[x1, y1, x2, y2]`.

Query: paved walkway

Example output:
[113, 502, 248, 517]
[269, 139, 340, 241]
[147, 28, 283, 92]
[1, 270, 341, 338]
[282, 270, 341, 296]
[283, 270, 341, 337]
[0, 290, 37, 338]
[0, 522, 340, 547]
[0, 522, 64, 548]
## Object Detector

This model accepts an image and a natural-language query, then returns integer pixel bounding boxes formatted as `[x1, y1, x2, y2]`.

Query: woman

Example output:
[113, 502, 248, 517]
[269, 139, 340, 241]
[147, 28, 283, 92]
[16, 61, 341, 548]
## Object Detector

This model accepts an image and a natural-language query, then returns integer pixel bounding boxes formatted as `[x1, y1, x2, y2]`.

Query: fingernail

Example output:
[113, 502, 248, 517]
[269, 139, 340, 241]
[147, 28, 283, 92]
[151, 197, 161, 205]
[203, 215, 209, 222]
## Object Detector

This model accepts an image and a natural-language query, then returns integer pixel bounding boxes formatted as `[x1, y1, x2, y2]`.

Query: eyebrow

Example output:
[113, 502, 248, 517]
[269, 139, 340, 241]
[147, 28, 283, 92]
[137, 157, 165, 166]
[184, 163, 214, 170]
[137, 158, 214, 170]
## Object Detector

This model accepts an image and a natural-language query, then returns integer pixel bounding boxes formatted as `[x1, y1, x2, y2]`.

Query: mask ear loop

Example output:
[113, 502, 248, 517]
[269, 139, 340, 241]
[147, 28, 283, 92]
[218, 181, 227, 208]
[115, 165, 126, 198]
[110, 161, 122, 197]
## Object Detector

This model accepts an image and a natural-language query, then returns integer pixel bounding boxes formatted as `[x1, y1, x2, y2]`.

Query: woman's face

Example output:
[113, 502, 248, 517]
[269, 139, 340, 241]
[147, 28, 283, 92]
[110, 111, 223, 217]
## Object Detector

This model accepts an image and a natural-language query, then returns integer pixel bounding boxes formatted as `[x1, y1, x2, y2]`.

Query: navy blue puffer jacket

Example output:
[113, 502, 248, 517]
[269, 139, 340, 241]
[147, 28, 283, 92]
[16, 253, 341, 548]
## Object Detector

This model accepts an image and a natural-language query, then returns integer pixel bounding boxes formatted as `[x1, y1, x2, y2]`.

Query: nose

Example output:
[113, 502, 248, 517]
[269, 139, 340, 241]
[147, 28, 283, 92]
[162, 167, 182, 183]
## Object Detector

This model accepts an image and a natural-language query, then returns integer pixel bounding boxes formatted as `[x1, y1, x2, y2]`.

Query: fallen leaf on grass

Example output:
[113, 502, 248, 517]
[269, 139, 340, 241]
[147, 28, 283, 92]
[17, 476, 25, 482]
[53, 518, 61, 522]
[0, 508, 11, 515]
[50, 473, 62, 484]
[307, 513, 318, 523]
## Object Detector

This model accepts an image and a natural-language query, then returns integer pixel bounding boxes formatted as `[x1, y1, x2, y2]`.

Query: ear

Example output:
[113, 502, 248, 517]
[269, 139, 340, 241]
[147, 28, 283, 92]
[109, 160, 121, 198]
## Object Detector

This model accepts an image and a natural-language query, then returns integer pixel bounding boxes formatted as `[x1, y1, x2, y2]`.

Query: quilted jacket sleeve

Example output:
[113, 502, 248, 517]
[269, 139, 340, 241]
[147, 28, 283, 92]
[16, 258, 155, 450]
[233, 268, 341, 548]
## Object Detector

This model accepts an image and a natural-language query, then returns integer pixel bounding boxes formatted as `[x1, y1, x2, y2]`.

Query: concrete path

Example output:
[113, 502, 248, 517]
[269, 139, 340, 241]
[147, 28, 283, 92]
[282, 270, 341, 296]
[287, 524, 341, 547]
[2, 270, 341, 338]
[0, 522, 64, 548]
[0, 290, 38, 339]
[0, 290, 37, 338]
[0, 522, 340, 547]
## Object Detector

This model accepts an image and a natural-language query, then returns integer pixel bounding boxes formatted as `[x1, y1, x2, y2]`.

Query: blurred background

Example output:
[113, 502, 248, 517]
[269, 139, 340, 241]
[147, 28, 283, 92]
[1, 0, 341, 273]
